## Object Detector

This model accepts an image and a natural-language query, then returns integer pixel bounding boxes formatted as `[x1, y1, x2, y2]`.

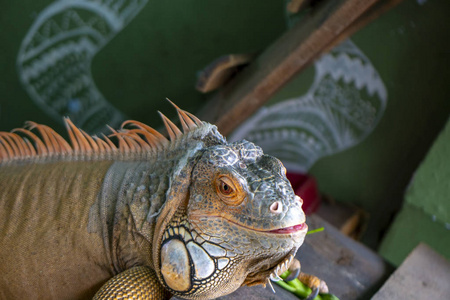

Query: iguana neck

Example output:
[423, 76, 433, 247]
[89, 137, 206, 273]
[88, 159, 175, 273]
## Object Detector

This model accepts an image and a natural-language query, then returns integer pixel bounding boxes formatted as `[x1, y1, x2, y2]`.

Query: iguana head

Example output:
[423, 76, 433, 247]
[156, 134, 307, 298]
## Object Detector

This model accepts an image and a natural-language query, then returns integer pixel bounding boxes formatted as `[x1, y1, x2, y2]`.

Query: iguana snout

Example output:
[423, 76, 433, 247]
[188, 141, 306, 233]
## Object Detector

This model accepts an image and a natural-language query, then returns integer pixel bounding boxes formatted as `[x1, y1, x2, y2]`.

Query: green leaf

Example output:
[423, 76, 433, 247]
[307, 227, 324, 235]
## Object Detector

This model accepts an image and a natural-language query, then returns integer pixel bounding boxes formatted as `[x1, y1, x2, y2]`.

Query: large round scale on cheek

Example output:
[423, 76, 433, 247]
[186, 241, 215, 279]
[161, 239, 191, 292]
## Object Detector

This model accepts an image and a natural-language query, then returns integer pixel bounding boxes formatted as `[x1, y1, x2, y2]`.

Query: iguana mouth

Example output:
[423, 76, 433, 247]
[229, 220, 307, 235]
[266, 223, 307, 234]
[191, 214, 306, 235]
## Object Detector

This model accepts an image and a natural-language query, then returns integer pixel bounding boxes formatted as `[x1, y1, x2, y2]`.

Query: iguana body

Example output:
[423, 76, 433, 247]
[0, 103, 307, 299]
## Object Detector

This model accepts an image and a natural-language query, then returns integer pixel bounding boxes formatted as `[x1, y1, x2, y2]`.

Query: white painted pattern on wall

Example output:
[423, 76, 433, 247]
[230, 40, 388, 172]
[17, 0, 148, 133]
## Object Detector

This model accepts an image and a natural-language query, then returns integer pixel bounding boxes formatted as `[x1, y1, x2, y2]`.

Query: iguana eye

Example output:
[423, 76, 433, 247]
[215, 175, 244, 205]
[217, 176, 235, 196]
[219, 181, 233, 195]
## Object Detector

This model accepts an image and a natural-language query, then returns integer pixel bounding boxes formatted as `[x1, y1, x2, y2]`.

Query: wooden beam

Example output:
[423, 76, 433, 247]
[286, 0, 312, 14]
[322, 0, 405, 54]
[195, 54, 254, 93]
[198, 0, 403, 136]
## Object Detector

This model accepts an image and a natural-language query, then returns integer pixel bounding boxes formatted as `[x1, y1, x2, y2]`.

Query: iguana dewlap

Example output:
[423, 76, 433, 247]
[0, 102, 307, 299]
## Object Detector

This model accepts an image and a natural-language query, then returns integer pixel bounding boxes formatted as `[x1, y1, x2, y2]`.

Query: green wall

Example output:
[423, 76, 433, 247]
[0, 0, 286, 132]
[379, 117, 450, 265]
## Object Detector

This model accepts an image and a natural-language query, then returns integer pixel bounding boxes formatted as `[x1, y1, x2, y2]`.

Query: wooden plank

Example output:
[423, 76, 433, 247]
[172, 214, 391, 299]
[372, 243, 450, 299]
[296, 214, 391, 299]
[197, 0, 402, 136]
[322, 0, 405, 54]
[286, 0, 311, 14]
[195, 54, 254, 93]
[316, 198, 367, 239]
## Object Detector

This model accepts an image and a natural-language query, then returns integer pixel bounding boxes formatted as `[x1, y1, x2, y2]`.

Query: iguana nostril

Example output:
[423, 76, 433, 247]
[270, 201, 283, 213]
[295, 195, 303, 204]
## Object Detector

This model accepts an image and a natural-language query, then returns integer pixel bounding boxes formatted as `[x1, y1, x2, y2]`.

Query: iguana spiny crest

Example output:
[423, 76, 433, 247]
[0, 101, 307, 300]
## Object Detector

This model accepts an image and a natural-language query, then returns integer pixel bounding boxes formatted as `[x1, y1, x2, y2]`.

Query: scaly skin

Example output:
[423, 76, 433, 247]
[0, 105, 307, 299]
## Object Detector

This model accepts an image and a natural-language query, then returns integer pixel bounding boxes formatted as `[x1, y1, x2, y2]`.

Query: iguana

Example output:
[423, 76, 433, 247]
[0, 102, 316, 299]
